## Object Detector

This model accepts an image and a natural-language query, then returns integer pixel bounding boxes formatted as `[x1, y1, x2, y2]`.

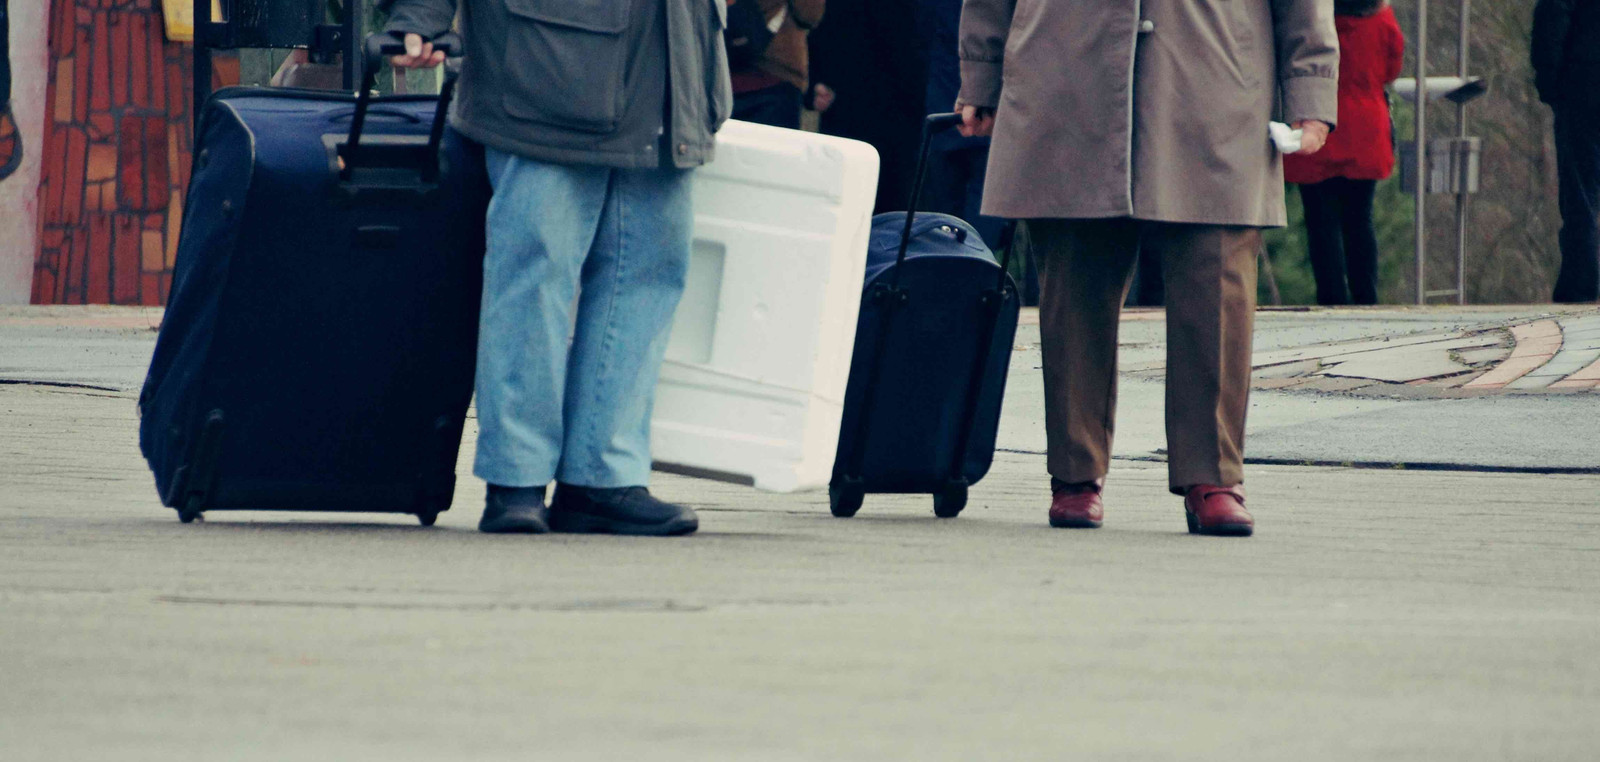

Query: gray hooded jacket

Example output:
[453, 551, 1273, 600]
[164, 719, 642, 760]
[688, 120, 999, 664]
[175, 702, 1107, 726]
[382, 0, 733, 169]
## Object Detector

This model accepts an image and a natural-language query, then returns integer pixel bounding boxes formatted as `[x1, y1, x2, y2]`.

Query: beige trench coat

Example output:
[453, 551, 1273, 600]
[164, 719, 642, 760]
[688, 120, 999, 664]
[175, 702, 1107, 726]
[958, 0, 1340, 226]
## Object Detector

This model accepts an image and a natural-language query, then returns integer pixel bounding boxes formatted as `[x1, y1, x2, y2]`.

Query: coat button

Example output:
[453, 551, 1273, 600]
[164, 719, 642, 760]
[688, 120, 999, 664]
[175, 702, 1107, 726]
[677, 143, 689, 155]
[1139, 19, 1155, 33]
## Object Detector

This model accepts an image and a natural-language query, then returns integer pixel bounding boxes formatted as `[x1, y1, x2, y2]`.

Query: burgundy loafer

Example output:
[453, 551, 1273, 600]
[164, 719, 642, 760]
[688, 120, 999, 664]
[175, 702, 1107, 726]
[1048, 479, 1104, 529]
[1183, 484, 1253, 537]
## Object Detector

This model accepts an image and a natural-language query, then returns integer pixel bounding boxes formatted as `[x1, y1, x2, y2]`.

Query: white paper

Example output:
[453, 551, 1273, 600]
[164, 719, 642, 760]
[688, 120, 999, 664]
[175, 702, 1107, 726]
[1269, 121, 1303, 154]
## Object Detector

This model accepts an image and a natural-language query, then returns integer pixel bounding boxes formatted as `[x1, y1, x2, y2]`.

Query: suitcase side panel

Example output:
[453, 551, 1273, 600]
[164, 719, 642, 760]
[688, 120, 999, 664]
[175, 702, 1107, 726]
[138, 101, 257, 506]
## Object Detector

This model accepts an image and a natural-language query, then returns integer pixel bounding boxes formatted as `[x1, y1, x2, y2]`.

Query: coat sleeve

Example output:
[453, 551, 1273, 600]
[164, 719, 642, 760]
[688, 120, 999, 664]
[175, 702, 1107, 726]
[1383, 11, 1405, 84]
[379, 0, 459, 40]
[789, 0, 825, 31]
[1270, 0, 1340, 128]
[956, 0, 1017, 109]
[1531, 0, 1576, 104]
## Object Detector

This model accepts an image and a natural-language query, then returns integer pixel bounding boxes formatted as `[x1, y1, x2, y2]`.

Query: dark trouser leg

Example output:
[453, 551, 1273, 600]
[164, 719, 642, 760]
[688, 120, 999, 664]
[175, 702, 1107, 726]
[1132, 245, 1165, 306]
[1338, 178, 1381, 305]
[1553, 104, 1600, 303]
[730, 83, 803, 130]
[1154, 224, 1260, 494]
[1030, 219, 1141, 483]
[1298, 181, 1350, 305]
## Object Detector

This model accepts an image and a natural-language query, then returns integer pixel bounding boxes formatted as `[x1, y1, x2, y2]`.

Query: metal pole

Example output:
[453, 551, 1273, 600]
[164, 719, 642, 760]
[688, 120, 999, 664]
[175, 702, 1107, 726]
[1414, 0, 1429, 304]
[1453, 0, 1470, 305]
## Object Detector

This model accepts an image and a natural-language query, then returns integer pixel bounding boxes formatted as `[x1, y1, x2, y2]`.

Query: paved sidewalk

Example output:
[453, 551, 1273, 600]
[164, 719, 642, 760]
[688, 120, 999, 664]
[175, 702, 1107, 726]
[4, 382, 1599, 761]
[3, 305, 1599, 760]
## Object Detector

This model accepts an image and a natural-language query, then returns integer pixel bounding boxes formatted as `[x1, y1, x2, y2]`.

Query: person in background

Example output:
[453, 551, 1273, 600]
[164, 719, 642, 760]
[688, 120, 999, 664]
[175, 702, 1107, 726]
[1534, 0, 1600, 304]
[1285, 0, 1403, 306]
[957, 0, 1337, 537]
[726, 0, 827, 129]
[808, 0, 927, 213]
[919, 0, 1003, 250]
[384, 0, 731, 536]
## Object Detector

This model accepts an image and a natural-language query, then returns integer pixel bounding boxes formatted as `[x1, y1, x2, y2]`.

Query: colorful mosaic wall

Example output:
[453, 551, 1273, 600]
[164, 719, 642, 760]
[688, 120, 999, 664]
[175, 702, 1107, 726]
[33, 0, 235, 305]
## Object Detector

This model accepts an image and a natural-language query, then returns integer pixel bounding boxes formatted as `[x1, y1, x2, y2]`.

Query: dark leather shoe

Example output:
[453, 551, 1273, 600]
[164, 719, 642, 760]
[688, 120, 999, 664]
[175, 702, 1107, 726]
[549, 484, 699, 536]
[479, 485, 550, 534]
[1183, 484, 1253, 537]
[1048, 478, 1104, 528]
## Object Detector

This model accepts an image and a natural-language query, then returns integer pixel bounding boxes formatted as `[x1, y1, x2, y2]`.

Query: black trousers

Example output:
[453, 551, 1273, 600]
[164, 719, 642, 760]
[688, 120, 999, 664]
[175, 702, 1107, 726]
[1553, 98, 1600, 304]
[731, 82, 802, 131]
[1298, 177, 1380, 305]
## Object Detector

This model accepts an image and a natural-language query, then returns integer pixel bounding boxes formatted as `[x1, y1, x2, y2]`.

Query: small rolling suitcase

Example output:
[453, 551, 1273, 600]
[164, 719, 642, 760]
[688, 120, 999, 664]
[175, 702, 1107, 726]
[138, 34, 490, 525]
[828, 114, 1021, 519]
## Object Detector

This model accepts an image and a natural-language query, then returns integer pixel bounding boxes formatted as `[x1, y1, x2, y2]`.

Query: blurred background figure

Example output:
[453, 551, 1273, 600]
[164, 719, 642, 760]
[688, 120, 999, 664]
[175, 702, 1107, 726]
[726, 0, 826, 130]
[808, 0, 926, 213]
[1284, 0, 1403, 306]
[0, 0, 20, 181]
[918, 0, 1003, 249]
[1534, 0, 1600, 303]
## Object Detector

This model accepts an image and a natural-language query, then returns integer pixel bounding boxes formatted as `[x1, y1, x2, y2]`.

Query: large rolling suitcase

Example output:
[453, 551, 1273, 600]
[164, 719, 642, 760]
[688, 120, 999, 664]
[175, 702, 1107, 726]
[138, 35, 490, 525]
[828, 114, 1021, 519]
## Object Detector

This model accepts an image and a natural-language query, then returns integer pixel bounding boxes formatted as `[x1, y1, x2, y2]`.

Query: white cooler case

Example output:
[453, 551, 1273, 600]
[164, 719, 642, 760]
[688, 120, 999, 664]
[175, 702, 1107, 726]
[650, 120, 880, 492]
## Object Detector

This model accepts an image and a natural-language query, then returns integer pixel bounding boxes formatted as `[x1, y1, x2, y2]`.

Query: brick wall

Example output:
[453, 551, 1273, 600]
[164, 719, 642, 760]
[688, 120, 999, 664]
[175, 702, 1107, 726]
[33, 0, 236, 305]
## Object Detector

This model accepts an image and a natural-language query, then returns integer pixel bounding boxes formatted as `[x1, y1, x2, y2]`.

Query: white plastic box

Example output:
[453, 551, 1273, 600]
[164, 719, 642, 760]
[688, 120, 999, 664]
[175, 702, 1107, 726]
[649, 120, 880, 493]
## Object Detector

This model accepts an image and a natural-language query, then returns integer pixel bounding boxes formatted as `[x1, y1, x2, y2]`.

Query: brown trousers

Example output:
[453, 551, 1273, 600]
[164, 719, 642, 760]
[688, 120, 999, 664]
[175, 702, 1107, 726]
[1029, 219, 1259, 494]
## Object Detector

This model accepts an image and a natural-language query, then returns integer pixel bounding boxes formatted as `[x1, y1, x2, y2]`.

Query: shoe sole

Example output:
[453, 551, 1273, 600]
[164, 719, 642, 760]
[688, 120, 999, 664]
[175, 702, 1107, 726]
[549, 511, 698, 537]
[1185, 512, 1252, 537]
[1048, 516, 1102, 529]
[478, 516, 550, 534]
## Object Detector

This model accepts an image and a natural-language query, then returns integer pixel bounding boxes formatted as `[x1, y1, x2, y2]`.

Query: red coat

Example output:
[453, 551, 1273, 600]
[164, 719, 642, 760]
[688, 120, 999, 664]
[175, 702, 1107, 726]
[1284, 7, 1405, 184]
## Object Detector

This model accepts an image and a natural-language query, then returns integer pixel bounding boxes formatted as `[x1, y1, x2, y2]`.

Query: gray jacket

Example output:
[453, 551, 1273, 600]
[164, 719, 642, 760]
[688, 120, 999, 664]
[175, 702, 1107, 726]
[383, 0, 733, 169]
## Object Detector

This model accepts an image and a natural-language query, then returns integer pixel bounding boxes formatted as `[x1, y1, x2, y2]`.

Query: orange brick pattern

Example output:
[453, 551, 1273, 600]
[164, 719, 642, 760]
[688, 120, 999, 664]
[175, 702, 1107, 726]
[33, 0, 237, 305]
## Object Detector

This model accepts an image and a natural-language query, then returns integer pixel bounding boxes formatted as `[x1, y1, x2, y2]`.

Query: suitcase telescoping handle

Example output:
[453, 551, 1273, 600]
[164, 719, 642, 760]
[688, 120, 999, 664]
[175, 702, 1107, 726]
[342, 32, 464, 181]
[891, 113, 1017, 291]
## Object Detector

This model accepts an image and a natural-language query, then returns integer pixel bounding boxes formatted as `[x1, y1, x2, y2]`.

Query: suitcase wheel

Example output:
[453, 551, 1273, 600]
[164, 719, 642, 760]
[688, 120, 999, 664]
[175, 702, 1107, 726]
[177, 497, 204, 524]
[829, 485, 864, 518]
[932, 484, 967, 519]
[416, 511, 439, 527]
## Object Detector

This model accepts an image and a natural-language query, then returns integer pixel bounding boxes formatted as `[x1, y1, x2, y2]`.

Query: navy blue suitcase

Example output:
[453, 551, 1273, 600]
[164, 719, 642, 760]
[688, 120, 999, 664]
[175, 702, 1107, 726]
[139, 36, 489, 525]
[829, 114, 1021, 518]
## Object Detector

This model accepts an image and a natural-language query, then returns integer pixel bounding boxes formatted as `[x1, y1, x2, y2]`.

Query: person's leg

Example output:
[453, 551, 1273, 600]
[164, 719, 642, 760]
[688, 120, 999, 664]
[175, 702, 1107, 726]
[1298, 181, 1350, 306]
[1552, 104, 1600, 303]
[1157, 223, 1259, 495]
[1031, 218, 1141, 484]
[556, 165, 695, 488]
[1339, 178, 1381, 305]
[473, 150, 611, 489]
[731, 83, 803, 130]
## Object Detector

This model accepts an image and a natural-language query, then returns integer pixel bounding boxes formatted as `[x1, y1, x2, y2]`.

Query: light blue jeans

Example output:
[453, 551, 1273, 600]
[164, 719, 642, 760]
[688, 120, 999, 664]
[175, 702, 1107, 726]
[474, 149, 693, 488]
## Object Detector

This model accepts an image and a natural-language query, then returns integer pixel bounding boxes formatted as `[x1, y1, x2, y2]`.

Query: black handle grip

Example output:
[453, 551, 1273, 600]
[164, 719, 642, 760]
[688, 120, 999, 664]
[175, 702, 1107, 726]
[924, 112, 966, 135]
[363, 31, 464, 84]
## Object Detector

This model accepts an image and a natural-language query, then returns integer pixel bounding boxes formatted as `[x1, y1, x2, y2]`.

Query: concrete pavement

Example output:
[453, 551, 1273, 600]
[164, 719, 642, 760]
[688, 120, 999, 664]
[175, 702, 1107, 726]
[3, 306, 1600, 760]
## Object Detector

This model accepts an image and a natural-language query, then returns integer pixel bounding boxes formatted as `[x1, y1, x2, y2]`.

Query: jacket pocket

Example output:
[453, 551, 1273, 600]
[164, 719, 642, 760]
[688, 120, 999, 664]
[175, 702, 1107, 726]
[501, 0, 631, 133]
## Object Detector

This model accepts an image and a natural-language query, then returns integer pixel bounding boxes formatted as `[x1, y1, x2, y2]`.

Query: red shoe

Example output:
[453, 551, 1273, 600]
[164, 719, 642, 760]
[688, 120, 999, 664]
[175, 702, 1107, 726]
[1048, 479, 1104, 528]
[1183, 485, 1253, 537]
